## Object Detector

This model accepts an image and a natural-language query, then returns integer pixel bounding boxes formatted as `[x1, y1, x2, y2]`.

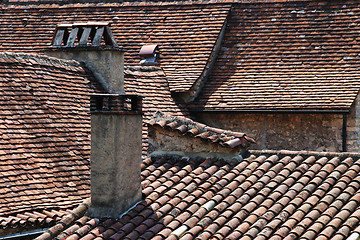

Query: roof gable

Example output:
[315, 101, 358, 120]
[123, 65, 187, 155]
[124, 66, 185, 120]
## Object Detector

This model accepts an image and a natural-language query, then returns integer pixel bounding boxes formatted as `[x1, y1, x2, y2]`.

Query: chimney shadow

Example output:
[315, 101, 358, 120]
[103, 201, 165, 239]
[91, 156, 188, 239]
[98, 155, 194, 239]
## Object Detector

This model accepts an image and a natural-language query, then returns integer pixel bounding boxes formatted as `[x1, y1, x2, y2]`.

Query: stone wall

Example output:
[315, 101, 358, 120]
[194, 112, 345, 152]
[148, 125, 243, 161]
[347, 95, 360, 152]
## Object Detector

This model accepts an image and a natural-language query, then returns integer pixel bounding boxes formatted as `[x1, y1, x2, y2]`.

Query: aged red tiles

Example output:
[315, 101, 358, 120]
[193, 1, 360, 111]
[38, 151, 360, 240]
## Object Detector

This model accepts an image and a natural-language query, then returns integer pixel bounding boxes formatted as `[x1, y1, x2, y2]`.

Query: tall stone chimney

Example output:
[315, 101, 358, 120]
[44, 22, 124, 93]
[44, 22, 143, 217]
[88, 94, 143, 218]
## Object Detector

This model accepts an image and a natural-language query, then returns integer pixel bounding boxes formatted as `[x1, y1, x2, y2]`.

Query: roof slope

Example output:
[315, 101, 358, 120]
[38, 150, 360, 240]
[0, 209, 71, 236]
[0, 52, 97, 216]
[124, 66, 185, 121]
[124, 65, 186, 155]
[0, 57, 186, 232]
[0, 2, 230, 92]
[192, 0, 360, 111]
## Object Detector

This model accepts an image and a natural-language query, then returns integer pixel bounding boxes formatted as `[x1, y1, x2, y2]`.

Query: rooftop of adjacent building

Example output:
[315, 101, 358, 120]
[2, 1, 360, 239]
[0, 52, 185, 233]
[37, 149, 360, 240]
[2, 0, 360, 111]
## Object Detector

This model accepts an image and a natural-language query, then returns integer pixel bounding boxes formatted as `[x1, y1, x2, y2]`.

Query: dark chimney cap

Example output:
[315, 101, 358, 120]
[50, 22, 118, 48]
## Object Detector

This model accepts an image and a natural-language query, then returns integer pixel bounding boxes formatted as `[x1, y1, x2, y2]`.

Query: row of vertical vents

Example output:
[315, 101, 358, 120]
[52, 22, 118, 47]
[51, 22, 159, 63]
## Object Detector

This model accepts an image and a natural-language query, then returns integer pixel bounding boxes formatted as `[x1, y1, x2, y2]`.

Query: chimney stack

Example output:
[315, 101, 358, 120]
[44, 23, 143, 217]
[44, 22, 124, 93]
[88, 94, 143, 218]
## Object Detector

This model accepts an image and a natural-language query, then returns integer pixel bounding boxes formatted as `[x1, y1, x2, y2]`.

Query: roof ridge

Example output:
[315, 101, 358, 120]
[0, 201, 82, 219]
[150, 111, 229, 135]
[0, 52, 83, 69]
[149, 111, 255, 149]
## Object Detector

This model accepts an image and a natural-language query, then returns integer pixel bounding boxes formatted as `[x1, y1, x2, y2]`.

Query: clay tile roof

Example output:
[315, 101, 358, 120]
[38, 150, 360, 240]
[0, 209, 68, 236]
[123, 65, 187, 155]
[192, 1, 360, 111]
[0, 52, 99, 227]
[0, 2, 231, 92]
[149, 111, 255, 149]
[34, 198, 90, 240]
[0, 55, 186, 234]
[124, 66, 185, 121]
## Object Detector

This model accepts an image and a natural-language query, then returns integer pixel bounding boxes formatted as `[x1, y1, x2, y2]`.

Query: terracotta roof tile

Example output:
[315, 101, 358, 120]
[192, 1, 360, 111]
[39, 150, 360, 240]
[149, 111, 255, 150]
[0, 52, 99, 233]
[0, 54, 187, 234]
[124, 66, 186, 155]
[0, 2, 230, 93]
[34, 198, 90, 240]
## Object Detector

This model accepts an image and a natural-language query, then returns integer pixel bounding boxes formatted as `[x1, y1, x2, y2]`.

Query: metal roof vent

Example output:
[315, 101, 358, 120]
[139, 44, 159, 64]
[51, 22, 118, 48]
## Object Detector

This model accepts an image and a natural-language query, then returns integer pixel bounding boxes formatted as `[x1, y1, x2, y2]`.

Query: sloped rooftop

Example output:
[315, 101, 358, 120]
[124, 66, 186, 121]
[192, 0, 360, 111]
[124, 65, 186, 155]
[0, 52, 98, 217]
[0, 53, 185, 234]
[0, 1, 230, 93]
[38, 150, 360, 240]
[0, 209, 72, 236]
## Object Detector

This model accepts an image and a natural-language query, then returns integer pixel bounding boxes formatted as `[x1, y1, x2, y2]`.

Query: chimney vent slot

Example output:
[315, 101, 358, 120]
[67, 26, 80, 47]
[91, 94, 142, 114]
[94, 96, 112, 112]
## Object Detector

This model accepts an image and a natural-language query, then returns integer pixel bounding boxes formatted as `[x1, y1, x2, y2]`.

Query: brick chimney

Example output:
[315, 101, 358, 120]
[44, 23, 143, 218]
[44, 22, 124, 93]
[87, 94, 143, 218]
